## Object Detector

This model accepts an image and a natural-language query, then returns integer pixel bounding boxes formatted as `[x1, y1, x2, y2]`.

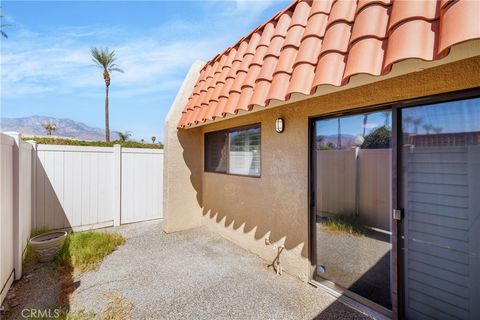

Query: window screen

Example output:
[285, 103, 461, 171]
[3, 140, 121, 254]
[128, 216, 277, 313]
[204, 124, 261, 177]
[229, 126, 261, 176]
[205, 131, 227, 173]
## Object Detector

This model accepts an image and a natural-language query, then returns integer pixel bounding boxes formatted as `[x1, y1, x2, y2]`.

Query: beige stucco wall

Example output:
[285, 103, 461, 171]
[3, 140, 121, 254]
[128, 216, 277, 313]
[163, 60, 205, 233]
[166, 56, 480, 281]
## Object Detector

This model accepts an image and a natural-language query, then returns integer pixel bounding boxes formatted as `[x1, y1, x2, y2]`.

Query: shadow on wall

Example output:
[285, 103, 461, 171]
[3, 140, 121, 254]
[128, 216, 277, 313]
[178, 108, 310, 259]
[179, 128, 203, 208]
[34, 157, 71, 231]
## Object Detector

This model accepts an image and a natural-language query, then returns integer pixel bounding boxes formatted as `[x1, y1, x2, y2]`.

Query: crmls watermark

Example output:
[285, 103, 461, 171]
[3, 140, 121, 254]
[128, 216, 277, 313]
[21, 308, 61, 319]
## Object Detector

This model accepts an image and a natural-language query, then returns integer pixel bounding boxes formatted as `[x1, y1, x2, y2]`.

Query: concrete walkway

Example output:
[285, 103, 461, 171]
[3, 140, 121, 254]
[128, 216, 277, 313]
[70, 220, 370, 320]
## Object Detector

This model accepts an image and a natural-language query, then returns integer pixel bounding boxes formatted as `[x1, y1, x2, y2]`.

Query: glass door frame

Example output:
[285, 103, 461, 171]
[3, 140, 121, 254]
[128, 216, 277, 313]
[393, 88, 480, 320]
[308, 105, 395, 318]
[308, 87, 480, 320]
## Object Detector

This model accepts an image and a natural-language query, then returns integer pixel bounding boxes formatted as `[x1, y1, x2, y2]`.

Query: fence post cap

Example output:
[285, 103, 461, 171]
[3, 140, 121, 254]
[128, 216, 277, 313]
[26, 140, 37, 146]
[3, 131, 21, 140]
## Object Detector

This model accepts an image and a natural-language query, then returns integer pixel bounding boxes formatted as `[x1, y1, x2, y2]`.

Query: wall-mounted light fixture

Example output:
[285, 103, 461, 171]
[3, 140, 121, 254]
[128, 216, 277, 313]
[275, 118, 284, 133]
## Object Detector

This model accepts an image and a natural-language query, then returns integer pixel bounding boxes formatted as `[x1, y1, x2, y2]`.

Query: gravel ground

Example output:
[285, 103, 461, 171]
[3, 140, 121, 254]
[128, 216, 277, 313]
[1, 262, 61, 319]
[69, 220, 370, 320]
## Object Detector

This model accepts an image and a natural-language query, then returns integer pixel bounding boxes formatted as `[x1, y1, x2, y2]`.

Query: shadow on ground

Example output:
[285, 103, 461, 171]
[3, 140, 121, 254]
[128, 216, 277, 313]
[1, 260, 64, 319]
[68, 220, 371, 320]
[2, 220, 372, 320]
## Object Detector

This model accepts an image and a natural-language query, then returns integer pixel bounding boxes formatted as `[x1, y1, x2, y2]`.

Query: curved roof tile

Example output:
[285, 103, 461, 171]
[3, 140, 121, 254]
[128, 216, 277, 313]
[178, 0, 480, 128]
[350, 4, 390, 43]
[388, 0, 439, 30]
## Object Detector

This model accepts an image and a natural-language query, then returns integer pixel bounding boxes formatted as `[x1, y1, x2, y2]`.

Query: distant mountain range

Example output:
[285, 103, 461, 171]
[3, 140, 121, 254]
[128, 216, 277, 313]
[0, 116, 114, 141]
[317, 134, 357, 148]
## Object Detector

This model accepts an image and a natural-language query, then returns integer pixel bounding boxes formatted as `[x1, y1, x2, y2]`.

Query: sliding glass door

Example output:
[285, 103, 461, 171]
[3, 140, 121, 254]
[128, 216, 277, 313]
[400, 96, 480, 319]
[313, 110, 392, 311]
[311, 93, 480, 318]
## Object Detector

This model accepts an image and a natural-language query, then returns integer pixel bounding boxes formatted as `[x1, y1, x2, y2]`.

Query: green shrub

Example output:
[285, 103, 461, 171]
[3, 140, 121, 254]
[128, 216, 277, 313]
[22, 137, 163, 149]
[361, 126, 391, 149]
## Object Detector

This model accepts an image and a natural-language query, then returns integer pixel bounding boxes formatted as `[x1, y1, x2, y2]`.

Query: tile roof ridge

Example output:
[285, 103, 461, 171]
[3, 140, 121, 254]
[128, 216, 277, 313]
[200, 0, 301, 72]
[178, 0, 480, 129]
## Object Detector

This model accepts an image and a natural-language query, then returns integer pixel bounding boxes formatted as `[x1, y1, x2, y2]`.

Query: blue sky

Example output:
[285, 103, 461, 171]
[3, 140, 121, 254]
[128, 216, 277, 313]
[1, 0, 288, 141]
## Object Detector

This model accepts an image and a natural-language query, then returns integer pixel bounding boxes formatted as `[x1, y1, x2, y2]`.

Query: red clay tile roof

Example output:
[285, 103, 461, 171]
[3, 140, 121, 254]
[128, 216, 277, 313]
[178, 0, 480, 128]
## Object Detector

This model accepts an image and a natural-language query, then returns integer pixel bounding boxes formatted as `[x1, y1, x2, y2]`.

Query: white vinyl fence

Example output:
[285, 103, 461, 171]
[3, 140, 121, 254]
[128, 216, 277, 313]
[0, 132, 164, 304]
[316, 148, 392, 231]
[1, 134, 15, 304]
[34, 144, 164, 230]
[35, 145, 116, 230]
[121, 148, 164, 224]
[1, 133, 34, 304]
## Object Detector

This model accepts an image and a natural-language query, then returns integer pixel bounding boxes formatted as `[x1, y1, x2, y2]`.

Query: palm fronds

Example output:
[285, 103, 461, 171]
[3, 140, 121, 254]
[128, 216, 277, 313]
[91, 47, 124, 73]
[1, 12, 11, 39]
[117, 131, 131, 142]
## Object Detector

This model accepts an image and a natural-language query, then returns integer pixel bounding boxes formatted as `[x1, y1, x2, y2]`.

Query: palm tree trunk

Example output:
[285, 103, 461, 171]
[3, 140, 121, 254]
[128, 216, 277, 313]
[337, 118, 341, 148]
[105, 84, 110, 142]
[363, 114, 368, 136]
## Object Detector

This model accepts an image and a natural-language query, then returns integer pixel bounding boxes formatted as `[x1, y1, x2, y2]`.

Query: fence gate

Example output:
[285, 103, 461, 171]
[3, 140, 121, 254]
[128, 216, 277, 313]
[120, 148, 163, 224]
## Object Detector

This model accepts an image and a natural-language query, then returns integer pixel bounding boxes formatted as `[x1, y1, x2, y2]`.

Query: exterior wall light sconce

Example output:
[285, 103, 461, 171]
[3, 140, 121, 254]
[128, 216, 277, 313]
[275, 118, 284, 133]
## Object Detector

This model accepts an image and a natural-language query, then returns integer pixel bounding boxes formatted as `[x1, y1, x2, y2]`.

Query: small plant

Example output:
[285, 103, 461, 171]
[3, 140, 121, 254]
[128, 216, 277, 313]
[320, 214, 368, 236]
[23, 243, 37, 266]
[151, 136, 156, 144]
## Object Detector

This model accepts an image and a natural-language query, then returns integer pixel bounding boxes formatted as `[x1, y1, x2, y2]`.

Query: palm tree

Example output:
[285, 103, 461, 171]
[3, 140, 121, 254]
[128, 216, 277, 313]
[382, 111, 390, 127]
[151, 136, 156, 144]
[403, 115, 414, 132]
[362, 114, 368, 137]
[117, 131, 131, 142]
[412, 117, 423, 134]
[337, 117, 342, 148]
[423, 124, 433, 135]
[42, 122, 57, 136]
[0, 12, 11, 39]
[91, 47, 123, 142]
[433, 127, 443, 134]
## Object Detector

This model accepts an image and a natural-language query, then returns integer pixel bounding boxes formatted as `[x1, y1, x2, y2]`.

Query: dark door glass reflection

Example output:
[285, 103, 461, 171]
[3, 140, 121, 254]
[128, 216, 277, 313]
[314, 110, 392, 309]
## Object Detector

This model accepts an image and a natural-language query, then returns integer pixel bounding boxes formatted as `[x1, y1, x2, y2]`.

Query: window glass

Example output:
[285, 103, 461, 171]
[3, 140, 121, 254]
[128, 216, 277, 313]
[205, 131, 227, 173]
[316, 111, 391, 150]
[401, 97, 480, 319]
[229, 126, 261, 176]
[314, 110, 392, 309]
[204, 125, 261, 177]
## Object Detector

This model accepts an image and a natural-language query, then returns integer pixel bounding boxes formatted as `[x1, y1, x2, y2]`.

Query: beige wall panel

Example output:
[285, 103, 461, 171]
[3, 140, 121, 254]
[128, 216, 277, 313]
[175, 57, 480, 280]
